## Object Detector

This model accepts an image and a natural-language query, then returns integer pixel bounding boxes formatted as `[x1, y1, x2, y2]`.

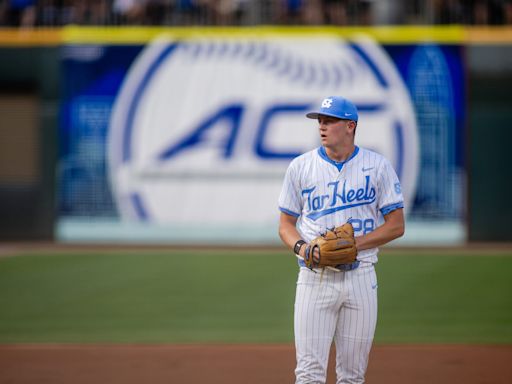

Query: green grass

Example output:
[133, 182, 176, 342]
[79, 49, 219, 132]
[0, 249, 510, 344]
[375, 253, 512, 344]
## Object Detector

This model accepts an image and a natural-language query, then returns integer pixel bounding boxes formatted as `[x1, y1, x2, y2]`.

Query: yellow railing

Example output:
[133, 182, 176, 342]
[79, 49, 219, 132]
[0, 26, 511, 46]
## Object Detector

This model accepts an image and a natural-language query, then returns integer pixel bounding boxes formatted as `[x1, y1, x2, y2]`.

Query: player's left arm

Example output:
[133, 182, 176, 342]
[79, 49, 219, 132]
[355, 208, 404, 251]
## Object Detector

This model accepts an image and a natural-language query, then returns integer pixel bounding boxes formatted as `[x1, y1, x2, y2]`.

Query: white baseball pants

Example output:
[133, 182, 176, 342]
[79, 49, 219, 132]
[294, 264, 378, 384]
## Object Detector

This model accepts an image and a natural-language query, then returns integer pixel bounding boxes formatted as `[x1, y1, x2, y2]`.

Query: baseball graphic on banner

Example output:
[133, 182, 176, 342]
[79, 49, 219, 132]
[108, 35, 418, 226]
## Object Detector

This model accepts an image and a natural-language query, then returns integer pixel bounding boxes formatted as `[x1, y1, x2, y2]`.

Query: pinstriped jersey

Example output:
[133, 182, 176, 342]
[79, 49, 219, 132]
[278, 146, 404, 264]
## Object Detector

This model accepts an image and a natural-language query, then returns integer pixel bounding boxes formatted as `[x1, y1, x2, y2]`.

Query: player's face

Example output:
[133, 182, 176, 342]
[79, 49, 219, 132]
[317, 115, 355, 149]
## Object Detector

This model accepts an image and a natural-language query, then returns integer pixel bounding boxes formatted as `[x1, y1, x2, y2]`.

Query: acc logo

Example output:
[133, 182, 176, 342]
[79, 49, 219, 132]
[108, 35, 418, 228]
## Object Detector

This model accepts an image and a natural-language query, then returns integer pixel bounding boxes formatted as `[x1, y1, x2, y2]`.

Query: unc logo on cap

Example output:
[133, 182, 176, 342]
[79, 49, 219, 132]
[108, 35, 418, 229]
[321, 98, 333, 108]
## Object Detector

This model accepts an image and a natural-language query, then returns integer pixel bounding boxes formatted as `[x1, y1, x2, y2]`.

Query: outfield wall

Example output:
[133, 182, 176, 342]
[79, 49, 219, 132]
[0, 26, 510, 244]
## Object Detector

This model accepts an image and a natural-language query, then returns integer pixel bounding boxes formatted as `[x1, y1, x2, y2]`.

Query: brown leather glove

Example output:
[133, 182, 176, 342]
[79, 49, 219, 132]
[304, 222, 358, 269]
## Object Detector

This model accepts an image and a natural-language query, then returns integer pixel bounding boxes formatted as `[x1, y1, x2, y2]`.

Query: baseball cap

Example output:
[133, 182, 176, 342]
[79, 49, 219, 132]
[306, 96, 358, 121]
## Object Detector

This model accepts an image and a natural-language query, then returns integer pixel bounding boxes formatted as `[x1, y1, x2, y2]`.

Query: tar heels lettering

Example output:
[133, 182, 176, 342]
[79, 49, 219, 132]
[303, 176, 376, 220]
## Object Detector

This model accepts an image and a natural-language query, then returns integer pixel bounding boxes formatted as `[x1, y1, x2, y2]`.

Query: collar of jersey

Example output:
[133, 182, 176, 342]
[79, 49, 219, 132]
[318, 146, 359, 172]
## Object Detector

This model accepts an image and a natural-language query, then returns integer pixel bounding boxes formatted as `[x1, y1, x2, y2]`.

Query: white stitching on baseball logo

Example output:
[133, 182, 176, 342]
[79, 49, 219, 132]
[176, 41, 354, 89]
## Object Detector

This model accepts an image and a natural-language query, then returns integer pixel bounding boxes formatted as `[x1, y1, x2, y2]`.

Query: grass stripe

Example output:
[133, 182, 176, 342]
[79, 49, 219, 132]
[0, 250, 510, 344]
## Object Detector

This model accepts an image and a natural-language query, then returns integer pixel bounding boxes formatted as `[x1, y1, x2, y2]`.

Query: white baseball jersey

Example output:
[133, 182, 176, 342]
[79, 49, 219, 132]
[279, 145, 404, 264]
[279, 145, 404, 383]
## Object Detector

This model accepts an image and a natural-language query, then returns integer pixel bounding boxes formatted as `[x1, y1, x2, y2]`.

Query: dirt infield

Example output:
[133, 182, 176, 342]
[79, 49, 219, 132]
[0, 344, 510, 384]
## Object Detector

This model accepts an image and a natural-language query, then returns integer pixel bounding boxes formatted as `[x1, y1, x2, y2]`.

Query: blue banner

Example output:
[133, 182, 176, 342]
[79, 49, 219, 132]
[58, 32, 466, 244]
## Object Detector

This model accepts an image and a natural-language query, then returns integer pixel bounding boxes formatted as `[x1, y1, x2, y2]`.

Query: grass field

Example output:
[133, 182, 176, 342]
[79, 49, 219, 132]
[0, 248, 511, 344]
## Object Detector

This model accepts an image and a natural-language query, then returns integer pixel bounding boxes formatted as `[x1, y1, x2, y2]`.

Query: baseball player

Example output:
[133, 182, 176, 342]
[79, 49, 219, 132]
[278, 96, 405, 384]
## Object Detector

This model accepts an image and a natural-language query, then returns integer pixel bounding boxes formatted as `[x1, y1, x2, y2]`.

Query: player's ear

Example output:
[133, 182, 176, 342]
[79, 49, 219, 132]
[348, 120, 357, 135]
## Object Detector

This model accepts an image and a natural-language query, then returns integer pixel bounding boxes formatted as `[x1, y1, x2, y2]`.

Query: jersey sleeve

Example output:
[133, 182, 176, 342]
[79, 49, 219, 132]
[376, 158, 404, 216]
[278, 160, 302, 218]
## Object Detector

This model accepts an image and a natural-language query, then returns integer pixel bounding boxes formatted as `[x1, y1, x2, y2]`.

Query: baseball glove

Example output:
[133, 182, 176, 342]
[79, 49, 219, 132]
[304, 222, 358, 269]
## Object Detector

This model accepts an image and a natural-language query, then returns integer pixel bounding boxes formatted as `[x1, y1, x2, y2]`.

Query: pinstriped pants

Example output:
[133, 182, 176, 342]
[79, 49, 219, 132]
[294, 264, 378, 384]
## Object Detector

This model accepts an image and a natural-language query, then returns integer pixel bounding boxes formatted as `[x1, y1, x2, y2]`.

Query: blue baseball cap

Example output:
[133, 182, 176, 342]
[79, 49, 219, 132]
[306, 96, 358, 121]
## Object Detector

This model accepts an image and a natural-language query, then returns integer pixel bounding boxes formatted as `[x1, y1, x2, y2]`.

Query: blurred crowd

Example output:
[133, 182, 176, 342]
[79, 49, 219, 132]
[1, 0, 512, 27]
